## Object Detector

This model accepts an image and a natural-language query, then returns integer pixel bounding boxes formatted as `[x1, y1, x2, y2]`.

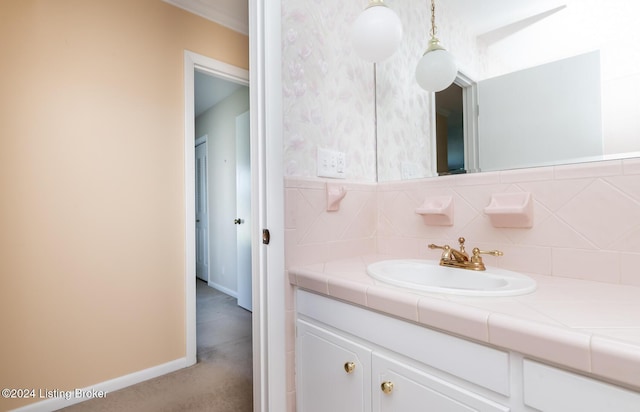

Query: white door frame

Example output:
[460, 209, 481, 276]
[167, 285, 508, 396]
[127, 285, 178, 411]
[184, 0, 286, 406]
[457, 72, 480, 174]
[184, 49, 249, 365]
[249, 0, 286, 410]
[430, 71, 479, 175]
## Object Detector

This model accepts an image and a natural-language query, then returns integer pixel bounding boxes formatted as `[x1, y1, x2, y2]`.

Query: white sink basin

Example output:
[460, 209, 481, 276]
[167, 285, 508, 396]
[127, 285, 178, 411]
[367, 259, 536, 296]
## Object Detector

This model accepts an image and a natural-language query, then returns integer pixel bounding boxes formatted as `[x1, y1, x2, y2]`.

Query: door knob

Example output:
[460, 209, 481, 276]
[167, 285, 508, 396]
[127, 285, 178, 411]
[234, 218, 244, 224]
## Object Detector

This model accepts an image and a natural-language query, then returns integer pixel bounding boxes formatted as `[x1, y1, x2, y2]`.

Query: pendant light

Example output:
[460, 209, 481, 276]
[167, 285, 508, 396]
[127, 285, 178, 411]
[352, 0, 403, 63]
[415, 0, 457, 92]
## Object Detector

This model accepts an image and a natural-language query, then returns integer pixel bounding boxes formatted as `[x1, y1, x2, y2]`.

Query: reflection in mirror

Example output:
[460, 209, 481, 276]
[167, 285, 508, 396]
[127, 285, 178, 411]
[478, 51, 602, 171]
[435, 83, 464, 175]
[376, 0, 640, 182]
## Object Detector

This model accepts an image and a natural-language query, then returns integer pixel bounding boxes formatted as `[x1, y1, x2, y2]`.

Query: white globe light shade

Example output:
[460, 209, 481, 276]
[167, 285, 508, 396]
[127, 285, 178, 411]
[352, 5, 403, 63]
[415, 48, 458, 92]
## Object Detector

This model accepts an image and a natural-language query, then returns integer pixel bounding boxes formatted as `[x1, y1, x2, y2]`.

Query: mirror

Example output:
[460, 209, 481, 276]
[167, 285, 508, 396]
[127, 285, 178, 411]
[376, 0, 640, 181]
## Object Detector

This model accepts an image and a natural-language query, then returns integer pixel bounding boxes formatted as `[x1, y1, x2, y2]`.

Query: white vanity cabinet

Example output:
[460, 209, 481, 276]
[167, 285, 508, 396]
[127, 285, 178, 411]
[295, 289, 640, 412]
[296, 290, 511, 412]
[296, 319, 507, 412]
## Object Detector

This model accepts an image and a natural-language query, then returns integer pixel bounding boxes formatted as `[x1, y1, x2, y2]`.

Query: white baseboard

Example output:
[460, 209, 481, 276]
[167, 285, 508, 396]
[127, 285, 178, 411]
[208, 281, 238, 298]
[11, 357, 190, 412]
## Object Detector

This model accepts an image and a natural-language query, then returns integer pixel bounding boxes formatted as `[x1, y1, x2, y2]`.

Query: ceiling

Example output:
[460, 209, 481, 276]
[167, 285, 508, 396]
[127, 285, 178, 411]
[194, 72, 243, 117]
[163, 0, 248, 34]
[445, 0, 566, 35]
[164, 0, 566, 39]
[172, 0, 567, 117]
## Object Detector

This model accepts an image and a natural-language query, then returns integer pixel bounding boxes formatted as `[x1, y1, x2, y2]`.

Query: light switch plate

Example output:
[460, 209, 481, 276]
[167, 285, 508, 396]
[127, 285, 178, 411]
[317, 147, 346, 179]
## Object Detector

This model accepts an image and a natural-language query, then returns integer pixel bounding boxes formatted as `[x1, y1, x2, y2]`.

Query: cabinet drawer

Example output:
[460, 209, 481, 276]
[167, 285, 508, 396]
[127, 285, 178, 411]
[523, 360, 640, 412]
[373, 352, 510, 412]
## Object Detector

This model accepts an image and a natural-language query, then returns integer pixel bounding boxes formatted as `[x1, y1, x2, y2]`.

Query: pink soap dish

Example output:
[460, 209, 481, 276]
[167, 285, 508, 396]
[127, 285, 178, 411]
[484, 192, 533, 228]
[415, 196, 454, 226]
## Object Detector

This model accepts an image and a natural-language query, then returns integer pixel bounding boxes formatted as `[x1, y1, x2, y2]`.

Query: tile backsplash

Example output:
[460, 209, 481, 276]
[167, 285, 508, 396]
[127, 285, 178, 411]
[285, 157, 640, 286]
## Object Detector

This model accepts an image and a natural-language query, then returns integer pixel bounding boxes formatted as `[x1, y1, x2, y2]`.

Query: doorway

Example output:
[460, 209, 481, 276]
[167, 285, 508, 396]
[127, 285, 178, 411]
[183, 50, 252, 361]
[433, 73, 480, 175]
[435, 83, 464, 175]
[183, 2, 287, 408]
[190, 57, 253, 406]
[194, 70, 251, 305]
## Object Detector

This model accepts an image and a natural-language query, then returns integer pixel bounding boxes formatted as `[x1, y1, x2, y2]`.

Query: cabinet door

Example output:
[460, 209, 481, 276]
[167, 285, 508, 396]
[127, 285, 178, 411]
[372, 352, 509, 412]
[296, 319, 372, 412]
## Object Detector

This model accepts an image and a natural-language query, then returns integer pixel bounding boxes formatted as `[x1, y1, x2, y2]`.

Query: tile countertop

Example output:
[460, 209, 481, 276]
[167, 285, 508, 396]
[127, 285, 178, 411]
[288, 254, 640, 392]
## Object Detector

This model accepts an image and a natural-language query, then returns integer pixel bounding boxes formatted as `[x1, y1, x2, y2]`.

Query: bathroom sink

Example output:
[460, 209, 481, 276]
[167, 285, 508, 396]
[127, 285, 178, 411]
[366, 259, 536, 296]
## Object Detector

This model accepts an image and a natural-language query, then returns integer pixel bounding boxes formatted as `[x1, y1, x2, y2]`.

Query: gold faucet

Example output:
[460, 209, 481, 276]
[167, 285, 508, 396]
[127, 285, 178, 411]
[428, 237, 503, 271]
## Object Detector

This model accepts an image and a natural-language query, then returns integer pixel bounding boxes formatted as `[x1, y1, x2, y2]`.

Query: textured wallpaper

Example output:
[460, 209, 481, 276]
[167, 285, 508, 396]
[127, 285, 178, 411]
[281, 0, 487, 182]
[281, 0, 377, 181]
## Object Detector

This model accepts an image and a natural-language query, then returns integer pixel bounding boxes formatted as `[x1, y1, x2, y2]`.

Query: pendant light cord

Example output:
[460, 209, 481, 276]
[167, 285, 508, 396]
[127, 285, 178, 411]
[430, 0, 437, 38]
[373, 63, 379, 182]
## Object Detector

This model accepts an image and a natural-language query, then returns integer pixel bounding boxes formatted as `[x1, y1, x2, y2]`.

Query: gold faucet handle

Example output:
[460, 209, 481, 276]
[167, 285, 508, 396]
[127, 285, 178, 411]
[471, 247, 504, 262]
[428, 243, 451, 259]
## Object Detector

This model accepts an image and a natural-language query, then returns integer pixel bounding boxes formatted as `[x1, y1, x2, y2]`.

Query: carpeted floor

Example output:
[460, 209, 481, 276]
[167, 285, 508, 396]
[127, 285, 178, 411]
[58, 280, 253, 412]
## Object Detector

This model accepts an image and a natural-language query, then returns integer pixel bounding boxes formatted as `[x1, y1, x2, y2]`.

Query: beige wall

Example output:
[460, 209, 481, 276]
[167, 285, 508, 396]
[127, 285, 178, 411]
[0, 0, 248, 409]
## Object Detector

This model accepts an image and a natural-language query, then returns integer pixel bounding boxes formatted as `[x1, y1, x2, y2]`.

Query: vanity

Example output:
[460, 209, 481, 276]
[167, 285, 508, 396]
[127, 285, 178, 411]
[290, 255, 640, 412]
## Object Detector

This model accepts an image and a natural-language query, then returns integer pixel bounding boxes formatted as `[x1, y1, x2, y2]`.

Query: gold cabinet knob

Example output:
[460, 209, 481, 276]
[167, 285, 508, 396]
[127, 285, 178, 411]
[344, 361, 356, 374]
[380, 381, 394, 394]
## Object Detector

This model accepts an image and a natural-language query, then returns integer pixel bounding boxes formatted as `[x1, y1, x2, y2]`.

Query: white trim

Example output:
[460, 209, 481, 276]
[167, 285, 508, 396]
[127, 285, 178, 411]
[207, 280, 238, 298]
[431, 72, 480, 175]
[190, 51, 249, 86]
[184, 51, 198, 367]
[250, 0, 287, 410]
[429, 92, 438, 176]
[184, 51, 197, 367]
[249, 1, 268, 407]
[10, 358, 188, 412]
[456, 72, 480, 174]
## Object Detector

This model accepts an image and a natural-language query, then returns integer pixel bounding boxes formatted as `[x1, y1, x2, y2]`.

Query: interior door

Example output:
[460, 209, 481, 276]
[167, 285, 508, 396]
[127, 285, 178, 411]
[195, 137, 209, 282]
[236, 110, 252, 311]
